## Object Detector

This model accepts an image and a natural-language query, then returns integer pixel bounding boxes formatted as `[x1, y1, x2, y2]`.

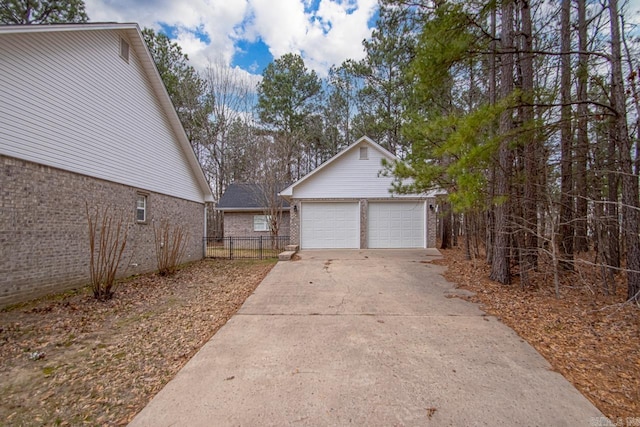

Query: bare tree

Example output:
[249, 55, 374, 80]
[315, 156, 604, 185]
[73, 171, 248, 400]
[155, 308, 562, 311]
[559, 0, 574, 269]
[608, 0, 640, 301]
[574, 0, 590, 253]
[200, 58, 257, 200]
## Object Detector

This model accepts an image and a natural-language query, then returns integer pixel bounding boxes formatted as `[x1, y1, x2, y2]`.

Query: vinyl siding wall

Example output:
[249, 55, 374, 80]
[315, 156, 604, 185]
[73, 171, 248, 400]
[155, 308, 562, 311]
[291, 141, 418, 200]
[0, 30, 203, 203]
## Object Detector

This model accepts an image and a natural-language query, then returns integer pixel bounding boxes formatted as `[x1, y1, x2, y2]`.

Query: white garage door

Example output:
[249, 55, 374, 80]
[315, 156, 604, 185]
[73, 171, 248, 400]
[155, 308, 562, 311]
[301, 202, 359, 249]
[368, 202, 425, 248]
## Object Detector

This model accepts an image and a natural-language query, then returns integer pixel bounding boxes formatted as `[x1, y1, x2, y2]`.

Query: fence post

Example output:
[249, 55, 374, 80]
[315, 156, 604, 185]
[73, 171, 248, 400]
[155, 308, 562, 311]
[229, 237, 233, 260]
[259, 236, 263, 260]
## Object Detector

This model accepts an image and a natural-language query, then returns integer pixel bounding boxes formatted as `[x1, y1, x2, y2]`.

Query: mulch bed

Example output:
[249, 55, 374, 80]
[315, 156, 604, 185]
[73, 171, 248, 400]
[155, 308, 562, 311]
[434, 247, 640, 424]
[0, 258, 275, 426]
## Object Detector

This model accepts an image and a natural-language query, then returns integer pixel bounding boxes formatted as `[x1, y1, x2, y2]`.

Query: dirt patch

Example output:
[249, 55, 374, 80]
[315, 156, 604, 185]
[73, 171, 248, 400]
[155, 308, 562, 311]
[0, 258, 275, 426]
[434, 247, 640, 423]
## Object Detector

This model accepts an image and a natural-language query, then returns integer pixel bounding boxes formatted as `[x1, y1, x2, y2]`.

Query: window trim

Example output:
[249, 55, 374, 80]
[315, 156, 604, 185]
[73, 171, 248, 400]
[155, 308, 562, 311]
[253, 214, 271, 232]
[359, 146, 368, 160]
[136, 193, 148, 224]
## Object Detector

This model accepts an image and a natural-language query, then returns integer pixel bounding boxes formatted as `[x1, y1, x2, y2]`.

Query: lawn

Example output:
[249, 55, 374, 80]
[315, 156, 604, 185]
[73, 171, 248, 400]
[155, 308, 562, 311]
[0, 258, 276, 426]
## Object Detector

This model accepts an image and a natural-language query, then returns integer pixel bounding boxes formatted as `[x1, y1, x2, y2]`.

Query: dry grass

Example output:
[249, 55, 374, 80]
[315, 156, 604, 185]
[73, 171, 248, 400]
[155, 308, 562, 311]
[0, 258, 276, 426]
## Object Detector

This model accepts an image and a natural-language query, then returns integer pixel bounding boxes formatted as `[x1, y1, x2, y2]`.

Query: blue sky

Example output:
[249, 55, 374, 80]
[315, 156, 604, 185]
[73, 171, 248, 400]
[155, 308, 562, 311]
[85, 0, 640, 78]
[85, 0, 380, 78]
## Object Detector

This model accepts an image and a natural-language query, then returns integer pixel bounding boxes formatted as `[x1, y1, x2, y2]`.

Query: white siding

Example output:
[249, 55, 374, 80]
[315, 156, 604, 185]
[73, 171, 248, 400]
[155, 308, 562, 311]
[0, 30, 204, 203]
[291, 141, 416, 199]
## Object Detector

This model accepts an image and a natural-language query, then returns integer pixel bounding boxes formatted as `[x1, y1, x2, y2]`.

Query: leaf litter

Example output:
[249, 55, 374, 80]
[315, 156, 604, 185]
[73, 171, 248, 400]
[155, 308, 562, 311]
[0, 258, 275, 426]
[434, 247, 639, 423]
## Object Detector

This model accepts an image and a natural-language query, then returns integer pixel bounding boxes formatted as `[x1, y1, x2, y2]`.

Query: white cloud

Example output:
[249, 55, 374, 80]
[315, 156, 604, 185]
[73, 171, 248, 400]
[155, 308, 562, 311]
[84, 0, 377, 77]
[242, 0, 377, 76]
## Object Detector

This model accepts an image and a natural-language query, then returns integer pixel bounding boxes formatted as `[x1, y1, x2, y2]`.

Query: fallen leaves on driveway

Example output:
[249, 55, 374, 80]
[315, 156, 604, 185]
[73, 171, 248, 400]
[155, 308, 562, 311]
[0, 258, 275, 426]
[434, 247, 640, 423]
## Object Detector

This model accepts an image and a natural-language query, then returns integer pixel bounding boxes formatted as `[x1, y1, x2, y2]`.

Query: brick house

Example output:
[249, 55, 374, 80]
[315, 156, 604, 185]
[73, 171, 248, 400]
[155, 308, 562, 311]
[216, 184, 291, 239]
[0, 23, 214, 306]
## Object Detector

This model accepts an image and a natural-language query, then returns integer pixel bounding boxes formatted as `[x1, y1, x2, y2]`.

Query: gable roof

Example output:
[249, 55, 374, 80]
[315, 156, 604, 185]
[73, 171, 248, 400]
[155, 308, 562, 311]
[0, 23, 214, 203]
[217, 183, 291, 211]
[279, 136, 397, 198]
[279, 136, 442, 200]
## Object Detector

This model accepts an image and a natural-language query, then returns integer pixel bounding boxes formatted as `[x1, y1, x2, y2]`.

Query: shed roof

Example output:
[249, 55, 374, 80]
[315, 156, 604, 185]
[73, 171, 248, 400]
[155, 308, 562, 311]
[217, 183, 290, 211]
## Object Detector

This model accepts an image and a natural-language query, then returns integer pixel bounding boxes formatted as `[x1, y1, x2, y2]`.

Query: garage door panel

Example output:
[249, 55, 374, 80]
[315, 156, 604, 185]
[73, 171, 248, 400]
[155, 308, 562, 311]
[301, 202, 359, 249]
[368, 202, 425, 248]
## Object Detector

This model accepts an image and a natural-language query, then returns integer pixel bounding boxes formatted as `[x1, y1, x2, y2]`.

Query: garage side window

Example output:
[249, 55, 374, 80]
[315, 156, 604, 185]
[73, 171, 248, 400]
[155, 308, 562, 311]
[136, 194, 148, 223]
[253, 215, 270, 231]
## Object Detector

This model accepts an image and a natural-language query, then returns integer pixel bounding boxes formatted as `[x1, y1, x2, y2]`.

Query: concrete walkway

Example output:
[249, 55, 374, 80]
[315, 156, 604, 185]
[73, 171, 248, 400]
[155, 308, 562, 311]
[129, 249, 604, 426]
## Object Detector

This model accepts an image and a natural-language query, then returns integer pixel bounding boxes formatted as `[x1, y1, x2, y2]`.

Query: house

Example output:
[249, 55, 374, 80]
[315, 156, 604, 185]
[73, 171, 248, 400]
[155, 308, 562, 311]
[279, 136, 437, 249]
[216, 183, 291, 238]
[0, 23, 214, 306]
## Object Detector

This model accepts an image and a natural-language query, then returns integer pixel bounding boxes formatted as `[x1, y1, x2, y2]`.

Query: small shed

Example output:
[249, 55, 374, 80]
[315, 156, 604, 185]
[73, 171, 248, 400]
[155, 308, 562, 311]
[217, 184, 291, 238]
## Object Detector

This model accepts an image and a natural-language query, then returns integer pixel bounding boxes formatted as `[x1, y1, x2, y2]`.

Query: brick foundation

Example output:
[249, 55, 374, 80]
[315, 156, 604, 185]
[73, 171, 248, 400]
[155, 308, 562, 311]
[0, 155, 205, 306]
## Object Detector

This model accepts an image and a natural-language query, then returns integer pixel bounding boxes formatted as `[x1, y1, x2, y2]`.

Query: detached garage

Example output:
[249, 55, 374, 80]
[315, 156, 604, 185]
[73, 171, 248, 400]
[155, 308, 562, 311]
[280, 136, 437, 250]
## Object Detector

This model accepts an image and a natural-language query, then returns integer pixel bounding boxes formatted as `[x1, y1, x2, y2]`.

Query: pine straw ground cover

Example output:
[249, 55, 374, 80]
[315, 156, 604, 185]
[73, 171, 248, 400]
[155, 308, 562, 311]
[0, 258, 276, 426]
[435, 247, 640, 424]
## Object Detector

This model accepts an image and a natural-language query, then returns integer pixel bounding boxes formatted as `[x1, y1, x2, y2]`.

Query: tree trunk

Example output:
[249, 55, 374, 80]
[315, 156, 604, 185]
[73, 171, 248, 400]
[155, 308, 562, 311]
[559, 0, 574, 269]
[520, 0, 537, 270]
[452, 213, 459, 247]
[464, 214, 472, 261]
[574, 0, 590, 253]
[490, 0, 515, 285]
[609, 0, 640, 301]
[486, 5, 497, 266]
[607, 125, 621, 270]
[440, 201, 452, 250]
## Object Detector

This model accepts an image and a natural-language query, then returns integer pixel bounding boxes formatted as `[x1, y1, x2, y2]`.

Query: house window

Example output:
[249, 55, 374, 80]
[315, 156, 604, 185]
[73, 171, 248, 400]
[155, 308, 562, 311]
[136, 194, 147, 223]
[359, 146, 368, 160]
[120, 37, 130, 62]
[253, 215, 271, 232]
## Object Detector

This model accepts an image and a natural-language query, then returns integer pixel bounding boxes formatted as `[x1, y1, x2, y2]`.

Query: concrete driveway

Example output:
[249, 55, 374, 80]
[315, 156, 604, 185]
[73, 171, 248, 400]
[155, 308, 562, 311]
[129, 250, 604, 426]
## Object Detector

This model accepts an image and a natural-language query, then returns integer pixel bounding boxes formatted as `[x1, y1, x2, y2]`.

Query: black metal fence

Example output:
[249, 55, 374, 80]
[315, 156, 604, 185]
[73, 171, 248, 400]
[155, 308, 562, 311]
[204, 236, 290, 259]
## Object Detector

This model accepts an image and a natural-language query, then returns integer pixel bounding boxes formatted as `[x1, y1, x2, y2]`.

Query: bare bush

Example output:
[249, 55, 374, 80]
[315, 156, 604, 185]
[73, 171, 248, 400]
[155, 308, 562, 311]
[86, 203, 129, 300]
[153, 220, 189, 276]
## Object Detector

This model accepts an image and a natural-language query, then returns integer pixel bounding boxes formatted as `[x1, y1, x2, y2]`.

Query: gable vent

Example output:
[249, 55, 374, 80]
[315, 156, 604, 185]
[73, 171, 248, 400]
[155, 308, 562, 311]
[359, 146, 368, 160]
[120, 37, 130, 63]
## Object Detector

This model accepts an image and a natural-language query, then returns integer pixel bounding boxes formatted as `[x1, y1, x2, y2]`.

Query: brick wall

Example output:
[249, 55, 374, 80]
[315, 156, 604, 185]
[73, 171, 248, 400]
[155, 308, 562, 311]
[427, 197, 437, 248]
[222, 211, 290, 238]
[0, 155, 205, 306]
[289, 202, 300, 246]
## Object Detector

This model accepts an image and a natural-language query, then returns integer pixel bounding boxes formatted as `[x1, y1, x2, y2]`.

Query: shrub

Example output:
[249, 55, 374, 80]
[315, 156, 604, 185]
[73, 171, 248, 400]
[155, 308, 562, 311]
[153, 220, 189, 276]
[85, 203, 129, 300]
